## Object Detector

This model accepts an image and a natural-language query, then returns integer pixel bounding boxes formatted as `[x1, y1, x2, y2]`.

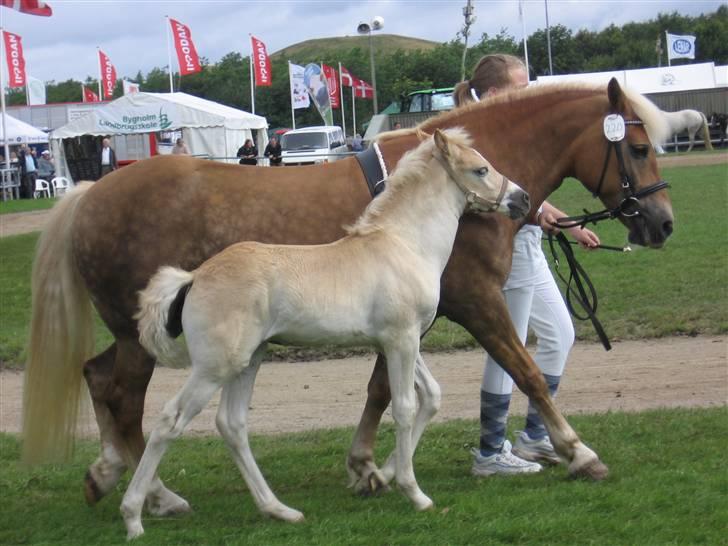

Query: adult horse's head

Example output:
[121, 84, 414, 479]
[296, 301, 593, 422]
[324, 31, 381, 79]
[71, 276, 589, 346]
[572, 78, 674, 248]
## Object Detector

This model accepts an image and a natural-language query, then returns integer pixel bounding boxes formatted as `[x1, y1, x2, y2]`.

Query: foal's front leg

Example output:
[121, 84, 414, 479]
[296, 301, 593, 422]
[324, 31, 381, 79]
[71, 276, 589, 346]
[120, 371, 221, 540]
[384, 338, 433, 511]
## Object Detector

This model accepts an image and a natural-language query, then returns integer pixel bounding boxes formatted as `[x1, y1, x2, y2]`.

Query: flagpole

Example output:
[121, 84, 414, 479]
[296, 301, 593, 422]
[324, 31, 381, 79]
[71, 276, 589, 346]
[352, 91, 356, 138]
[519, 0, 530, 80]
[165, 16, 174, 92]
[249, 34, 255, 115]
[338, 63, 346, 137]
[96, 46, 103, 99]
[1, 28, 10, 170]
[665, 31, 671, 67]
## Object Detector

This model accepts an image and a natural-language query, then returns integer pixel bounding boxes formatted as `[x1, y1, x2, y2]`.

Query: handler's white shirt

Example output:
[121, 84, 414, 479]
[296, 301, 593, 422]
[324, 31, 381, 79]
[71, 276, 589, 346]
[101, 148, 111, 166]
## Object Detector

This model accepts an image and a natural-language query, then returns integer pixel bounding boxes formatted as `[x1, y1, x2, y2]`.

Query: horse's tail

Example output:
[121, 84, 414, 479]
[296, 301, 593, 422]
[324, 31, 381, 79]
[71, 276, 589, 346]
[135, 266, 194, 368]
[22, 182, 96, 464]
[700, 112, 714, 151]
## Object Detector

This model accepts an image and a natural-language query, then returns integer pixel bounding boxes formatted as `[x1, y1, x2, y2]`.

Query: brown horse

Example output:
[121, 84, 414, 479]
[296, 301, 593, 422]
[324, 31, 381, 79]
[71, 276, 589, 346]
[23, 79, 672, 514]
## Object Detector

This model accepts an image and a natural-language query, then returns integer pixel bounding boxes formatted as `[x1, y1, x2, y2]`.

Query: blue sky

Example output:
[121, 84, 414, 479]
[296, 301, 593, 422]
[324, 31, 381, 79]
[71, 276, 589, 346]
[1, 0, 722, 83]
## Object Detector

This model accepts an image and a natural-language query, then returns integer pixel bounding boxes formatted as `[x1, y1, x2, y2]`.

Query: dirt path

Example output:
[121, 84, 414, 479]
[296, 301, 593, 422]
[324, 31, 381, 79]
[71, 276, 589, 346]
[1, 336, 725, 437]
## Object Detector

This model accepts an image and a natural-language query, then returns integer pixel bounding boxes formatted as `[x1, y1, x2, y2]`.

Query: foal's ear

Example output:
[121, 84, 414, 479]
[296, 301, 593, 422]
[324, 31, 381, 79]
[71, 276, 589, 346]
[607, 78, 625, 111]
[433, 129, 450, 157]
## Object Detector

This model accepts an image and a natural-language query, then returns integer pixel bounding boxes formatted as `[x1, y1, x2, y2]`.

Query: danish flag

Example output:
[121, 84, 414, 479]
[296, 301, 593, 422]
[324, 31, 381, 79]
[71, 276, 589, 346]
[0, 0, 52, 16]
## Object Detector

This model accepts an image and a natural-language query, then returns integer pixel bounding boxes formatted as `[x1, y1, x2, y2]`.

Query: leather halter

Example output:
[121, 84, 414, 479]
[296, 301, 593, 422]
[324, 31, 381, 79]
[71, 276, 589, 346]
[554, 117, 670, 229]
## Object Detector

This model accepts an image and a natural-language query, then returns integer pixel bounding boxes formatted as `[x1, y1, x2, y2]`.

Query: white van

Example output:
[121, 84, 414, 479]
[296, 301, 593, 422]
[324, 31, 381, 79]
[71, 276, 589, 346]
[280, 126, 348, 166]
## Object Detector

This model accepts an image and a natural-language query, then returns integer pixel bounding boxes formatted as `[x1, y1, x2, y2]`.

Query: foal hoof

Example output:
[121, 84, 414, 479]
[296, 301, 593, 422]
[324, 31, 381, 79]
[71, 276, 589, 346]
[354, 469, 391, 497]
[84, 471, 104, 506]
[569, 458, 609, 481]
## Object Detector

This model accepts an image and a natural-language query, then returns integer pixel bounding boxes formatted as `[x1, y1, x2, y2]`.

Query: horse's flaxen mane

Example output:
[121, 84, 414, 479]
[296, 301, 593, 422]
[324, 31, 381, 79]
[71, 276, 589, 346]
[348, 128, 473, 236]
[375, 82, 671, 148]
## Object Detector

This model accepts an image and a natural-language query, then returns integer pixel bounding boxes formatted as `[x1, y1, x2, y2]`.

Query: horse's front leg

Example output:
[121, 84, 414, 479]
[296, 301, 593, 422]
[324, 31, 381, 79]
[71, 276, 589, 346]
[347, 353, 392, 495]
[383, 337, 433, 511]
[378, 353, 441, 485]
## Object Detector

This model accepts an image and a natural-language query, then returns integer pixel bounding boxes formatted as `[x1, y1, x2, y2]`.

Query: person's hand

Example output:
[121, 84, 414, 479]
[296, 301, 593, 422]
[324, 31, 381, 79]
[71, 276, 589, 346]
[569, 226, 600, 249]
[537, 209, 560, 234]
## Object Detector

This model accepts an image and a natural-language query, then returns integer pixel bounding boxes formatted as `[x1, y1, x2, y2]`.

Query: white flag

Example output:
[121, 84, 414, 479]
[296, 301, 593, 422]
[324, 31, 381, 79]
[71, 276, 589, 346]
[288, 62, 309, 110]
[666, 33, 696, 61]
[26, 74, 45, 105]
[122, 79, 140, 94]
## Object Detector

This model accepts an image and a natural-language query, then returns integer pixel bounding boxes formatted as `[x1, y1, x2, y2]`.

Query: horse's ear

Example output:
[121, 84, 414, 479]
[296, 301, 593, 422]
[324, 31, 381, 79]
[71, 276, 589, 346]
[433, 129, 450, 157]
[607, 78, 625, 111]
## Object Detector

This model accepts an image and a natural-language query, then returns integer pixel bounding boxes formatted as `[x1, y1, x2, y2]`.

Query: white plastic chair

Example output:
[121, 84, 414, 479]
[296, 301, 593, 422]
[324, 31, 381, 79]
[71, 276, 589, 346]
[51, 176, 70, 196]
[33, 178, 51, 199]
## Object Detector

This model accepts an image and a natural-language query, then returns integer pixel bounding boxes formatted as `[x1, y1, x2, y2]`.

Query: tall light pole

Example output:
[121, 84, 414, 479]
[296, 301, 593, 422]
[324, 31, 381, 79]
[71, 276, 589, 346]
[357, 16, 384, 114]
[544, 0, 553, 75]
[459, 0, 476, 81]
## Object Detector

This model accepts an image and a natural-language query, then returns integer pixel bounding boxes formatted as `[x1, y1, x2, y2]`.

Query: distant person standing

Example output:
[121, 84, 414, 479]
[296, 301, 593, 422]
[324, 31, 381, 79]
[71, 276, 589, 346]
[263, 136, 282, 166]
[18, 144, 37, 198]
[237, 138, 258, 166]
[99, 138, 117, 177]
[172, 138, 190, 155]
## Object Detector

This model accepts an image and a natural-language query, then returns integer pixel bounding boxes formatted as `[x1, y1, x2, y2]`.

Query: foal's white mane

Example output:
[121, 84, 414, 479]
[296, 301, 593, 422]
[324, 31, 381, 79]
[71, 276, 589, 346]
[347, 127, 473, 236]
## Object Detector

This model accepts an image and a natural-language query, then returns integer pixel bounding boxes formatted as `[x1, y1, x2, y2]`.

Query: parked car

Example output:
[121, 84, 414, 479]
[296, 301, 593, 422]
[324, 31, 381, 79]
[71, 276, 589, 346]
[280, 126, 348, 166]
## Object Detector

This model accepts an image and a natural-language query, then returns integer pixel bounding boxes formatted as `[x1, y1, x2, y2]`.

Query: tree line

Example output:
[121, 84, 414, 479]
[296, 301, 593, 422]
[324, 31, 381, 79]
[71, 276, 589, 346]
[8, 7, 726, 132]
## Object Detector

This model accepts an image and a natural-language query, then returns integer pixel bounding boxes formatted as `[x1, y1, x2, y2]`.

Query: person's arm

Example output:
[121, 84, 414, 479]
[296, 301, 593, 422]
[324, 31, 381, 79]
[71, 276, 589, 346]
[537, 201, 600, 249]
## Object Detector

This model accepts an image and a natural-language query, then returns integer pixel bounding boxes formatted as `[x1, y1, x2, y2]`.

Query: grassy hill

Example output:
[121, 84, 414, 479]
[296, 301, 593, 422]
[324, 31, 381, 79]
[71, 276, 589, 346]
[272, 34, 440, 61]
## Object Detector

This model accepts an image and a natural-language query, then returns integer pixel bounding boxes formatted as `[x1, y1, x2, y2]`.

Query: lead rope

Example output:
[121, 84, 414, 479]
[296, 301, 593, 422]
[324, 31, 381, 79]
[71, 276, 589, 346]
[547, 232, 612, 351]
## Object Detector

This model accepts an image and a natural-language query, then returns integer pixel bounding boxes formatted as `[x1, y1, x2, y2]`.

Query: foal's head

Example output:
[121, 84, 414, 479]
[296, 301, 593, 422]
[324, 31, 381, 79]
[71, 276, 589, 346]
[432, 128, 530, 220]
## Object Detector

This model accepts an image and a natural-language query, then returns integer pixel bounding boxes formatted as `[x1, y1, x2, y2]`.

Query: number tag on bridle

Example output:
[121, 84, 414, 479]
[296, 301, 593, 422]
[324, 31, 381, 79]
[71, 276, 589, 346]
[603, 114, 626, 142]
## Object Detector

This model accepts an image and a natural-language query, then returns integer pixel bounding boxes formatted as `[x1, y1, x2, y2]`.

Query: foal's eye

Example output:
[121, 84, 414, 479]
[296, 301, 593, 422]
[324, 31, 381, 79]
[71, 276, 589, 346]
[630, 145, 649, 159]
[474, 167, 489, 177]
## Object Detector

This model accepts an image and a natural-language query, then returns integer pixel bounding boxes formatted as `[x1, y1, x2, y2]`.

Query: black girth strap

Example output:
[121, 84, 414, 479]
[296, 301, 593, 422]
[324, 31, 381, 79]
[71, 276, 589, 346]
[547, 232, 612, 351]
[355, 146, 387, 198]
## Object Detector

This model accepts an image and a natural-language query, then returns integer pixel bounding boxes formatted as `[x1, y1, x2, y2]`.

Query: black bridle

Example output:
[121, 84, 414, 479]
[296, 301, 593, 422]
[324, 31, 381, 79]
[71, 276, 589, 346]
[554, 117, 670, 230]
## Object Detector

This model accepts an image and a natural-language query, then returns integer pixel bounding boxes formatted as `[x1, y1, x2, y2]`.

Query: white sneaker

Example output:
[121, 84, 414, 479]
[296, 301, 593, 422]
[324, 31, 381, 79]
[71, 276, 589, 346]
[512, 431, 561, 465]
[471, 440, 543, 477]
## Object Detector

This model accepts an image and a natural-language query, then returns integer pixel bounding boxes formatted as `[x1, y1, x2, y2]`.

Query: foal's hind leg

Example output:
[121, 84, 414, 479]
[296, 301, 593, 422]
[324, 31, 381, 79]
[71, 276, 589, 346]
[216, 346, 304, 523]
[85, 338, 190, 516]
[121, 370, 221, 540]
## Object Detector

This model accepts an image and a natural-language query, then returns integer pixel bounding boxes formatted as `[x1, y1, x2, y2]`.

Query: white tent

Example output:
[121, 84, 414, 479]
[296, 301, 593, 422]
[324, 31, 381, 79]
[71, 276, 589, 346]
[0, 112, 49, 145]
[50, 92, 268, 178]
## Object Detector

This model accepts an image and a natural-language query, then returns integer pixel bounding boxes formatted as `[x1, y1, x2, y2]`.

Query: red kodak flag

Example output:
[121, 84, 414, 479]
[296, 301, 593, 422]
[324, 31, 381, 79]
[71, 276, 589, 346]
[250, 35, 271, 86]
[321, 64, 339, 108]
[0, 0, 52, 16]
[98, 49, 117, 99]
[82, 85, 99, 103]
[2, 31, 26, 87]
[169, 18, 201, 75]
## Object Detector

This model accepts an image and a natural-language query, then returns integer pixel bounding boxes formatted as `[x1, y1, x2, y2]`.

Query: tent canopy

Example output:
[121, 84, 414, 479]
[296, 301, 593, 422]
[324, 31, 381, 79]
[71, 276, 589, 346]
[1, 112, 49, 144]
[50, 92, 267, 139]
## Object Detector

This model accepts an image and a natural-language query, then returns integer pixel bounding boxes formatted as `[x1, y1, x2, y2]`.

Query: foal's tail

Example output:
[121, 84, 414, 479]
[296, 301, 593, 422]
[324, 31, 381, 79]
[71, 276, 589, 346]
[700, 112, 714, 151]
[22, 182, 96, 464]
[135, 266, 194, 368]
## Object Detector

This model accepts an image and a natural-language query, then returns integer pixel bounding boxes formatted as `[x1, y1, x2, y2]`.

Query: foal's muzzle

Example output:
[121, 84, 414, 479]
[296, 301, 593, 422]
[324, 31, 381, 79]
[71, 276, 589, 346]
[506, 189, 530, 220]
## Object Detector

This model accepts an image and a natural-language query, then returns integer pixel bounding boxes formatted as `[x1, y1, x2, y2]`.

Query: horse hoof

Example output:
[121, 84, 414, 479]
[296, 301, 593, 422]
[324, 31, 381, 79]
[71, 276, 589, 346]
[414, 496, 434, 512]
[84, 471, 104, 506]
[147, 497, 191, 517]
[570, 458, 609, 481]
[264, 503, 305, 523]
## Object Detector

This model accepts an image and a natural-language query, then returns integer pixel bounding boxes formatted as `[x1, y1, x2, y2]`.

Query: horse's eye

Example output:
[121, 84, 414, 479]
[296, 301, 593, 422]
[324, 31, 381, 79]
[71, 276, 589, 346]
[474, 167, 489, 177]
[630, 145, 649, 159]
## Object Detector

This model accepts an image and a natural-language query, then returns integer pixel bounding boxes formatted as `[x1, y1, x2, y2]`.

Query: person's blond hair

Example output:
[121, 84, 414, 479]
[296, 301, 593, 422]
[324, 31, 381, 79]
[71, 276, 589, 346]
[453, 54, 526, 106]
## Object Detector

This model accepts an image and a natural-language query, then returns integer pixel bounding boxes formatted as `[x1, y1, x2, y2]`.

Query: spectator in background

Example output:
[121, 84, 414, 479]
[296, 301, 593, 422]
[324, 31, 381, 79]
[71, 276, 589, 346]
[18, 144, 37, 198]
[263, 136, 282, 166]
[237, 138, 258, 166]
[37, 149, 55, 180]
[172, 137, 190, 155]
[99, 138, 118, 177]
[351, 133, 364, 152]
[393, 122, 402, 130]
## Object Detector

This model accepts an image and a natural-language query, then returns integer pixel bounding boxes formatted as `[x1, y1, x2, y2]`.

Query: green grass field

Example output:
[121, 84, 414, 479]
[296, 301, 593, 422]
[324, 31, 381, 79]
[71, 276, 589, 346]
[1, 164, 727, 366]
[1, 407, 725, 545]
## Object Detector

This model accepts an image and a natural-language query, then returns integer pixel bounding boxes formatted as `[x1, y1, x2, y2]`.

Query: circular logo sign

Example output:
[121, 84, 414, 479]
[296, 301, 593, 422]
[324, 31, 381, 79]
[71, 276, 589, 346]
[603, 114, 625, 142]
[672, 39, 691, 55]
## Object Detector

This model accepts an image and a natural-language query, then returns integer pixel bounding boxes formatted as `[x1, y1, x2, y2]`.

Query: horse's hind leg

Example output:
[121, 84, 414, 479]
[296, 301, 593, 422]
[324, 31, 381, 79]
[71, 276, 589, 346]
[216, 346, 304, 523]
[121, 369, 221, 540]
[84, 338, 189, 515]
[347, 353, 391, 495]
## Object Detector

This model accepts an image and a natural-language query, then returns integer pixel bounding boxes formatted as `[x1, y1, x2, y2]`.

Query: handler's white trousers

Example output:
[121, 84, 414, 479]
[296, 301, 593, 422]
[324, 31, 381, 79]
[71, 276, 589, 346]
[482, 226, 574, 395]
